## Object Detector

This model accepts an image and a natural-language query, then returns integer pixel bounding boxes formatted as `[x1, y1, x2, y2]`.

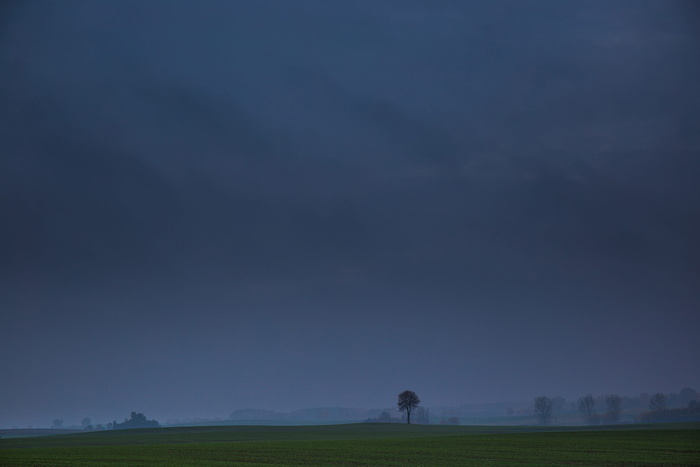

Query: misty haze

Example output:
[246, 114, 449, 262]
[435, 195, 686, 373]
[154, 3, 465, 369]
[1, 0, 699, 433]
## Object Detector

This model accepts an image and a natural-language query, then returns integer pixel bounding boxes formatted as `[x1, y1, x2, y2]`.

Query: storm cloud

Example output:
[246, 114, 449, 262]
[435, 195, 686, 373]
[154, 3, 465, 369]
[1, 0, 699, 427]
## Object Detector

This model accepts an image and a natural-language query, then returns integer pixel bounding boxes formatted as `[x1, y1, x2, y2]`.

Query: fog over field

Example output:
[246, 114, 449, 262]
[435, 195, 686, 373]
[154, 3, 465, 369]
[1, 1, 699, 428]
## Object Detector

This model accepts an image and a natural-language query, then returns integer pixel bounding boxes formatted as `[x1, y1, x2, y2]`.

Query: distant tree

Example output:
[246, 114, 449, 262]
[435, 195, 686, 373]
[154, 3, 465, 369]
[397, 390, 421, 424]
[534, 396, 554, 425]
[605, 394, 622, 423]
[52, 419, 63, 429]
[81, 417, 91, 428]
[578, 394, 596, 424]
[649, 393, 666, 412]
[113, 412, 160, 429]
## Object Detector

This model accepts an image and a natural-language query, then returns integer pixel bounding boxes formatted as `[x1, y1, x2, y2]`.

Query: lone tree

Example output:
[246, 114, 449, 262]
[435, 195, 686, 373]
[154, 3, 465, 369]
[534, 396, 554, 425]
[397, 390, 421, 424]
[649, 393, 666, 412]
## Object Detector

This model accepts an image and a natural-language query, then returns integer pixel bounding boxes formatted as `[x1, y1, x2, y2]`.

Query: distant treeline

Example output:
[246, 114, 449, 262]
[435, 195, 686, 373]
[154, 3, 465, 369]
[107, 412, 160, 430]
[636, 400, 700, 423]
[532, 387, 699, 425]
[223, 387, 699, 427]
[66, 388, 698, 431]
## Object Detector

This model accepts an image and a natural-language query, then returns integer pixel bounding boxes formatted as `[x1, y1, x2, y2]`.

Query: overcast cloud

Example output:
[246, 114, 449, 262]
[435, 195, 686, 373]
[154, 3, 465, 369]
[1, 0, 699, 427]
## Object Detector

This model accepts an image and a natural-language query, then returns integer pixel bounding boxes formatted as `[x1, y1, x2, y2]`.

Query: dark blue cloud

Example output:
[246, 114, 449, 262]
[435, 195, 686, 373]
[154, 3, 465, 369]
[1, 0, 699, 426]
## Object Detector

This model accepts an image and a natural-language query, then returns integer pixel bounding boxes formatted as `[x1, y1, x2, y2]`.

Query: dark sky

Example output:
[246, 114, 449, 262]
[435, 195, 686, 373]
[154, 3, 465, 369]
[1, 0, 699, 427]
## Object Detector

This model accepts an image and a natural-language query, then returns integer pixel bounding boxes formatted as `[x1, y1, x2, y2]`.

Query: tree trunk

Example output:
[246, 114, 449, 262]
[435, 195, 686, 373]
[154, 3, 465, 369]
[407, 410, 411, 424]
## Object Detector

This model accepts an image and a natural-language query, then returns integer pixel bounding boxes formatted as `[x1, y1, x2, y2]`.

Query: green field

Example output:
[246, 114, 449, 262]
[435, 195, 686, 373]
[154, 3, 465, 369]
[1, 422, 699, 466]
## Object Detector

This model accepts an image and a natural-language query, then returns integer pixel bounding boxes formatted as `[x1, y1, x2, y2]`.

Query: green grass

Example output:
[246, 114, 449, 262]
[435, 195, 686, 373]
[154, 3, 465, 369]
[1, 423, 698, 466]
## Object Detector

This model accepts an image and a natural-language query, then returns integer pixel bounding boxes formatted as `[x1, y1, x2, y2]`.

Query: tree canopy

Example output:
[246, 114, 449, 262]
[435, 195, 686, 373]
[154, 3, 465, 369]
[397, 390, 421, 424]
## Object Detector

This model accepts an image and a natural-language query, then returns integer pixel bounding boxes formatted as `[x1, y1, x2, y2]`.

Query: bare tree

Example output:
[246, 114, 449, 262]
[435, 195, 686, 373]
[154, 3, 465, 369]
[649, 393, 666, 412]
[578, 394, 596, 423]
[605, 394, 622, 423]
[534, 396, 554, 425]
[397, 390, 421, 424]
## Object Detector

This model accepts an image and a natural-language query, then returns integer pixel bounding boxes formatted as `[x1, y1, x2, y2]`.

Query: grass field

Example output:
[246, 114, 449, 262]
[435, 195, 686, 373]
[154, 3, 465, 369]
[1, 422, 699, 466]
